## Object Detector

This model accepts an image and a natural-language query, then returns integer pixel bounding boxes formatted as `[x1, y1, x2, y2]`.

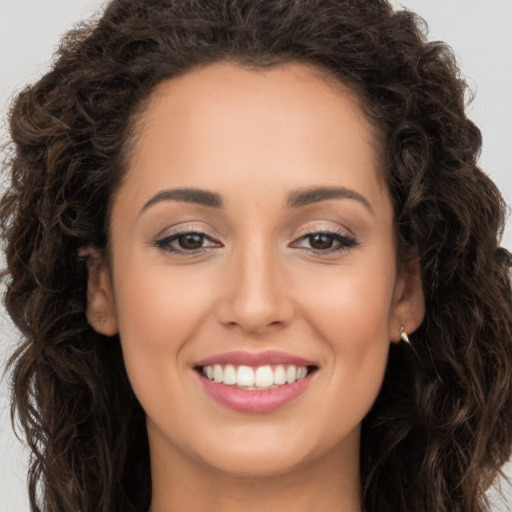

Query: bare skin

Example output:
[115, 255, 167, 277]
[86, 61, 424, 512]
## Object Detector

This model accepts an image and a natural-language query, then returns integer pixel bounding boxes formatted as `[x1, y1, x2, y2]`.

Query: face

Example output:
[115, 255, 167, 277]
[87, 61, 423, 478]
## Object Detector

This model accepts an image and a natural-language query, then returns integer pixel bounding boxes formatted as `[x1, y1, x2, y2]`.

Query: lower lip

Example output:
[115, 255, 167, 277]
[197, 371, 315, 413]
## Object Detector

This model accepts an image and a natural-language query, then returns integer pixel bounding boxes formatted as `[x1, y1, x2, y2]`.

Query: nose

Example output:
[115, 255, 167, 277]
[214, 240, 295, 335]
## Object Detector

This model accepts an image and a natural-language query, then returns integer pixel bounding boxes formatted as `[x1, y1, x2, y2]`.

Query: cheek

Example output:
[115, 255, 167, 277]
[293, 259, 395, 408]
[296, 260, 395, 346]
[110, 259, 220, 409]
[114, 263, 215, 351]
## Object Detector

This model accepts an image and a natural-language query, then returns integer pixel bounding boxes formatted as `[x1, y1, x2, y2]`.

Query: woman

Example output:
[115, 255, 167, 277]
[1, 0, 511, 511]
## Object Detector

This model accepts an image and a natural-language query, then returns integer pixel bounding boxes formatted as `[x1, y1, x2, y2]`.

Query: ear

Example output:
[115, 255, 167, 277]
[81, 247, 119, 336]
[389, 256, 425, 343]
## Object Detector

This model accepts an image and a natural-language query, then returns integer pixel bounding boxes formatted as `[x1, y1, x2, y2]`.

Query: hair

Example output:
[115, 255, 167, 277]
[1, 0, 511, 511]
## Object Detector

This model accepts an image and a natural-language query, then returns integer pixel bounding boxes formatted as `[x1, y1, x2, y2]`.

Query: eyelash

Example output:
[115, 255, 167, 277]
[290, 228, 359, 254]
[154, 229, 221, 254]
[154, 228, 359, 255]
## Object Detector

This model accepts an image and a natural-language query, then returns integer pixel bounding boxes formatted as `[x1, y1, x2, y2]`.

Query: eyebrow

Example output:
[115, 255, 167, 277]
[286, 186, 373, 214]
[141, 188, 224, 212]
[140, 185, 373, 214]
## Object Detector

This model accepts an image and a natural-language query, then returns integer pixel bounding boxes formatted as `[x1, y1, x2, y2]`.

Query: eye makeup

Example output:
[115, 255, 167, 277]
[152, 225, 359, 257]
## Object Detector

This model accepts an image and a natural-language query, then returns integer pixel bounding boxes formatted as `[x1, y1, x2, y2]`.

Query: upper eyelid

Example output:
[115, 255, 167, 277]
[155, 223, 353, 240]
[291, 230, 357, 245]
[153, 219, 358, 243]
[293, 224, 354, 239]
[155, 223, 221, 240]
[160, 231, 216, 241]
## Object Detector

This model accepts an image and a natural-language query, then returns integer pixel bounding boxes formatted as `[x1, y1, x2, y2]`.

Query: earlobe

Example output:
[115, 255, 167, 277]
[82, 247, 119, 336]
[389, 256, 425, 343]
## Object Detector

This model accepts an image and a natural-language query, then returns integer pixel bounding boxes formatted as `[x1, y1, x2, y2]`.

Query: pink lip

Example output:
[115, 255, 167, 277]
[196, 371, 315, 413]
[194, 350, 317, 368]
[194, 351, 318, 413]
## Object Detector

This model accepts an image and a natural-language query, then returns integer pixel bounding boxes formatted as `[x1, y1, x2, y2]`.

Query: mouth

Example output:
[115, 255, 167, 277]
[193, 351, 319, 413]
[194, 363, 318, 390]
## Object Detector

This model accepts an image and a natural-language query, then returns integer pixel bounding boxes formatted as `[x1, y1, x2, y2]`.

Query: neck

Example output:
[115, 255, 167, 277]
[148, 428, 362, 512]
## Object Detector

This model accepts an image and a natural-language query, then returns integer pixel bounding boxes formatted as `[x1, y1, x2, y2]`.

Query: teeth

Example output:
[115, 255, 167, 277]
[237, 365, 255, 386]
[223, 364, 237, 385]
[274, 365, 287, 385]
[255, 366, 274, 388]
[286, 365, 296, 384]
[201, 363, 311, 389]
[213, 364, 223, 383]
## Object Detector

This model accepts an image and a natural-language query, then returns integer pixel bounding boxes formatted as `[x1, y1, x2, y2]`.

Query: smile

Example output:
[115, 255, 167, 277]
[200, 364, 311, 390]
[194, 351, 319, 413]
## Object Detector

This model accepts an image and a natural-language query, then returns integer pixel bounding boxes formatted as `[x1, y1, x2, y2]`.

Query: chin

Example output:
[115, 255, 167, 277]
[199, 445, 314, 478]
[182, 420, 356, 478]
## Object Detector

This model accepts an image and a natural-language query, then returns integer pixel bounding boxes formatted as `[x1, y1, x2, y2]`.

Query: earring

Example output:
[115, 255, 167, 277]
[400, 326, 410, 344]
[98, 316, 106, 326]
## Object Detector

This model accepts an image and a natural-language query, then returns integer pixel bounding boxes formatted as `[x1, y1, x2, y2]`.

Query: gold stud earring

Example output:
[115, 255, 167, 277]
[400, 326, 410, 344]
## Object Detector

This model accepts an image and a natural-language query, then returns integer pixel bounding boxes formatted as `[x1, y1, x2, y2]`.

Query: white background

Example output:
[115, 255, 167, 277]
[1, 1, 511, 510]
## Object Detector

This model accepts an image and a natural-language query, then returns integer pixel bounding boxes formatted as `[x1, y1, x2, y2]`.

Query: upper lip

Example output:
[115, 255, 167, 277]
[194, 350, 318, 368]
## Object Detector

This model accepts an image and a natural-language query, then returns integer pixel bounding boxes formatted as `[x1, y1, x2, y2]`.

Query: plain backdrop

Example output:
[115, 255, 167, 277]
[1, 1, 511, 510]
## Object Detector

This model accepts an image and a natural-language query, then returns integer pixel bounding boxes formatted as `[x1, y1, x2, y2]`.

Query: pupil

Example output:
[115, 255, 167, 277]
[309, 233, 333, 250]
[179, 234, 203, 250]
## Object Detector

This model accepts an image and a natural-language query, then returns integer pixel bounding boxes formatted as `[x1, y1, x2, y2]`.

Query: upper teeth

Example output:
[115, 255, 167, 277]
[202, 364, 309, 389]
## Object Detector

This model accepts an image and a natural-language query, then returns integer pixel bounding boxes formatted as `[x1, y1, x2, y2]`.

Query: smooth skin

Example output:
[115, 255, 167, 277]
[86, 61, 424, 512]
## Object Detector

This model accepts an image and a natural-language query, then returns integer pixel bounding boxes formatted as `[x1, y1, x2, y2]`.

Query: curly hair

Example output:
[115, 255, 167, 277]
[1, 0, 511, 511]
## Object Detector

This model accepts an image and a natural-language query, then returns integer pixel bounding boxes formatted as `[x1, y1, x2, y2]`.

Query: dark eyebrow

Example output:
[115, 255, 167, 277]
[141, 188, 224, 213]
[286, 186, 373, 214]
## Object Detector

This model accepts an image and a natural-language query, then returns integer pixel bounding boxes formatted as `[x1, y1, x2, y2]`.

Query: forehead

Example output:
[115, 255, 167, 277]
[116, 60, 388, 215]
[130, 60, 381, 168]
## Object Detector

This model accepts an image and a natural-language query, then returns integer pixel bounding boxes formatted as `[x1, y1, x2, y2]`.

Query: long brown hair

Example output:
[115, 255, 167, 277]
[1, 1, 511, 511]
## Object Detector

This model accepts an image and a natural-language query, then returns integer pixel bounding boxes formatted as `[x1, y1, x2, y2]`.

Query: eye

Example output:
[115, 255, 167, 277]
[291, 230, 358, 254]
[154, 230, 222, 254]
[307, 233, 337, 250]
[175, 233, 207, 250]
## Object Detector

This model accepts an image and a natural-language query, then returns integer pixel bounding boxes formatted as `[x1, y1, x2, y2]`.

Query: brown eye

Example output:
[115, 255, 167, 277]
[290, 229, 358, 254]
[308, 233, 335, 250]
[178, 233, 205, 250]
[155, 231, 222, 254]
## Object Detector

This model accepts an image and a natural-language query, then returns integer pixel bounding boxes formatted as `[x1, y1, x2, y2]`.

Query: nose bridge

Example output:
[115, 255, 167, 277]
[217, 231, 293, 332]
